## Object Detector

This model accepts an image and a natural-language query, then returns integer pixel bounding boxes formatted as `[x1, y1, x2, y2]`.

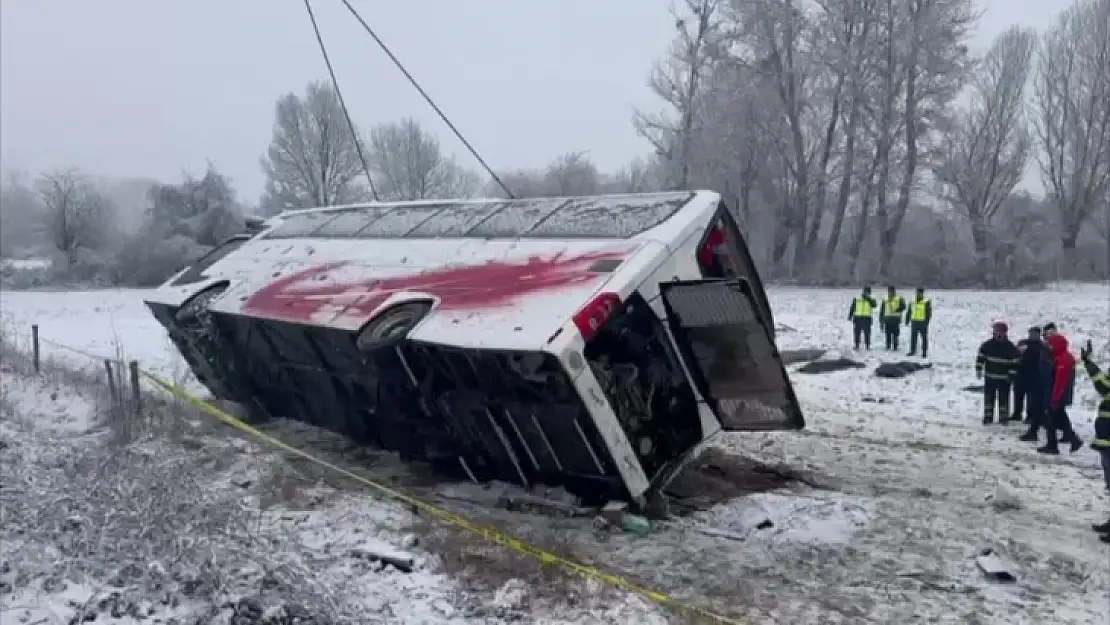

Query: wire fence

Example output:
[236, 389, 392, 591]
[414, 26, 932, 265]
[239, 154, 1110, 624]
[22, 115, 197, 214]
[5, 323, 159, 444]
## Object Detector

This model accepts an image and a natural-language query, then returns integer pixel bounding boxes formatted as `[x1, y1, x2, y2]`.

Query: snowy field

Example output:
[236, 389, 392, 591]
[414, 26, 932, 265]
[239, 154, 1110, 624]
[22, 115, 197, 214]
[1, 284, 1109, 624]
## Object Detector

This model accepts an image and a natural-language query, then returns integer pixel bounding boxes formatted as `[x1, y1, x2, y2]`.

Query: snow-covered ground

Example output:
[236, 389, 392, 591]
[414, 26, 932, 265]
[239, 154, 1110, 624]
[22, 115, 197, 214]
[1, 284, 1109, 624]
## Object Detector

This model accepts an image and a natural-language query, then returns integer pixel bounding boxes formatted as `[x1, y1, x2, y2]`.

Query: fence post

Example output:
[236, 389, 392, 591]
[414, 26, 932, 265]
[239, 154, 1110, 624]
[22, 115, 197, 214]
[104, 359, 118, 405]
[31, 325, 40, 373]
[128, 360, 141, 415]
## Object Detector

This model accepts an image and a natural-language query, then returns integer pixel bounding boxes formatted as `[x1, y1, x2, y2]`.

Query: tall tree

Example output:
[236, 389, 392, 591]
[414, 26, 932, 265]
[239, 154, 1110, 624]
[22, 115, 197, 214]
[146, 166, 243, 247]
[260, 81, 370, 210]
[35, 169, 113, 265]
[877, 0, 975, 277]
[0, 171, 43, 257]
[1033, 0, 1110, 270]
[932, 25, 1036, 277]
[633, 0, 724, 189]
[367, 118, 479, 201]
[486, 152, 607, 198]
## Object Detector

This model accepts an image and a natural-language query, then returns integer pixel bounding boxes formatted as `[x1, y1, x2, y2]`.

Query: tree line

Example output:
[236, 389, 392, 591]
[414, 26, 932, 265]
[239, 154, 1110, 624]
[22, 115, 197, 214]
[637, 0, 1108, 285]
[1, 0, 1106, 289]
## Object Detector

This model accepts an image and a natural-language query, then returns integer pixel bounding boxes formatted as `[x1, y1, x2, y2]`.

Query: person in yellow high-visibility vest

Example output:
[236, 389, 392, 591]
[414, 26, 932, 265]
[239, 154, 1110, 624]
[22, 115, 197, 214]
[879, 286, 906, 351]
[847, 286, 877, 350]
[905, 287, 932, 358]
[1080, 340, 1110, 542]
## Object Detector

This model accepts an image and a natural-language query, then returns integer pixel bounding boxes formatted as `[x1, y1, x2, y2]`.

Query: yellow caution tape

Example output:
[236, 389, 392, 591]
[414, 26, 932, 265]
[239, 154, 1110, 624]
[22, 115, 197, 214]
[139, 370, 746, 625]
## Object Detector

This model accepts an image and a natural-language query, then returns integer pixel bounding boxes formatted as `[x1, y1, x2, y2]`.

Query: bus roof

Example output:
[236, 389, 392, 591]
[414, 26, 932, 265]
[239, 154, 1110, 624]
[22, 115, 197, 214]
[264, 191, 702, 241]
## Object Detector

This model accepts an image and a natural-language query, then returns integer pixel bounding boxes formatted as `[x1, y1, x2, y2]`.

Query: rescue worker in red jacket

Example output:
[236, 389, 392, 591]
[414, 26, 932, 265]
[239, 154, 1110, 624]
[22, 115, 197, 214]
[1038, 333, 1083, 454]
[975, 322, 1021, 424]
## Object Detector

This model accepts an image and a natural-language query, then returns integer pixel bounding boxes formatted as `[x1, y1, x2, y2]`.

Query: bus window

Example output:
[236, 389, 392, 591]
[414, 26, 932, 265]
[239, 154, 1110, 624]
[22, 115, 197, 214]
[698, 221, 735, 279]
[170, 235, 250, 286]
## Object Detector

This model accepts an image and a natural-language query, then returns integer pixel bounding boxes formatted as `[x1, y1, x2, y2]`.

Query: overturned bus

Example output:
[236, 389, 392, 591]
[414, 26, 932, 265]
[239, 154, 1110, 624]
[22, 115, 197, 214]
[144, 190, 804, 509]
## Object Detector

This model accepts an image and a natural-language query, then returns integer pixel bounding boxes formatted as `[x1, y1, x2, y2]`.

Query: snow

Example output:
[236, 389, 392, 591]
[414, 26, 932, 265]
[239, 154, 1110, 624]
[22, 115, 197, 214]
[0, 258, 52, 271]
[2, 283, 1109, 623]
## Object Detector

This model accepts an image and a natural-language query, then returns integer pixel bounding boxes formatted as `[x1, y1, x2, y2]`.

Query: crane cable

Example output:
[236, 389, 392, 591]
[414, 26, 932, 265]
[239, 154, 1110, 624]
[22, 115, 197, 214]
[302, 0, 380, 201]
[336, 0, 516, 199]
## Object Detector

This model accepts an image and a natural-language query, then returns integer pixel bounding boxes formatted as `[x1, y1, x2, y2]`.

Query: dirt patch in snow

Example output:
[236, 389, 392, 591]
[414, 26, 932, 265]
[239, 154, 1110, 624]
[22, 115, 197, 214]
[663, 448, 807, 514]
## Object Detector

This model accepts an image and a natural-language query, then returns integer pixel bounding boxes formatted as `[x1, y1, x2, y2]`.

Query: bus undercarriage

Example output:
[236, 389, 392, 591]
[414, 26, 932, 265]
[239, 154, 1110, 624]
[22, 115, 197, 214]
[146, 291, 706, 507]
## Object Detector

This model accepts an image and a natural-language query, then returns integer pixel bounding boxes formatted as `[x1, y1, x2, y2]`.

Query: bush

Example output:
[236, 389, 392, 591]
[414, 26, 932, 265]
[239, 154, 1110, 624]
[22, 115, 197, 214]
[110, 234, 211, 288]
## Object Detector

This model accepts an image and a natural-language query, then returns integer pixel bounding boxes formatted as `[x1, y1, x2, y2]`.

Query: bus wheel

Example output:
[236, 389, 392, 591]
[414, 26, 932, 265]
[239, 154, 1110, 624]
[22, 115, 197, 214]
[356, 301, 432, 352]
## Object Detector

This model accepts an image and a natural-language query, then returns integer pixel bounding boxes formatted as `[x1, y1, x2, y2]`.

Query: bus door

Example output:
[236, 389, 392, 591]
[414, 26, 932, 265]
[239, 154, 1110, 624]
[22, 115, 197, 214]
[658, 278, 804, 432]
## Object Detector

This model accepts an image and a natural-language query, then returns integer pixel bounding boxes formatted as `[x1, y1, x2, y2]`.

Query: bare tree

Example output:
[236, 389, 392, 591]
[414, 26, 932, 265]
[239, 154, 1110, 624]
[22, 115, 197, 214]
[542, 152, 603, 196]
[1, 171, 44, 258]
[816, 0, 880, 264]
[484, 169, 548, 199]
[1033, 0, 1110, 270]
[35, 169, 111, 265]
[933, 26, 1036, 277]
[146, 166, 243, 246]
[719, 0, 821, 274]
[486, 152, 608, 198]
[260, 81, 370, 210]
[633, 0, 724, 189]
[608, 157, 668, 193]
[367, 118, 480, 201]
[877, 0, 975, 277]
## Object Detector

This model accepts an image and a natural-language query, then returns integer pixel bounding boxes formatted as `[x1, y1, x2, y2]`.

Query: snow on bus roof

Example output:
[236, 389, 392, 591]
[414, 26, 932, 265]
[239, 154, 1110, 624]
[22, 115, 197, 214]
[265, 191, 701, 240]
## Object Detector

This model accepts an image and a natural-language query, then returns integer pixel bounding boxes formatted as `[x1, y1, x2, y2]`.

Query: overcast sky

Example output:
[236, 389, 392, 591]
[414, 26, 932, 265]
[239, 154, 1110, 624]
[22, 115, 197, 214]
[1, 0, 1064, 202]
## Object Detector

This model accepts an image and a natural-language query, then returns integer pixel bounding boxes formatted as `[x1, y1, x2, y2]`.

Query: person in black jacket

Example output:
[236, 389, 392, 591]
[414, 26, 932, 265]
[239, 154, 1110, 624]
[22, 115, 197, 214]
[1012, 326, 1051, 425]
[975, 321, 1021, 425]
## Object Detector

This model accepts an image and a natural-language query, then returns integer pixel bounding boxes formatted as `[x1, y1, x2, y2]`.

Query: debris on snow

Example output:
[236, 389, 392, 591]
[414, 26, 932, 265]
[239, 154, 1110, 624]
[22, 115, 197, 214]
[874, 361, 933, 378]
[976, 548, 1018, 583]
[348, 545, 416, 573]
[991, 480, 1023, 511]
[599, 501, 628, 526]
[493, 578, 530, 613]
[779, 347, 826, 364]
[796, 356, 866, 374]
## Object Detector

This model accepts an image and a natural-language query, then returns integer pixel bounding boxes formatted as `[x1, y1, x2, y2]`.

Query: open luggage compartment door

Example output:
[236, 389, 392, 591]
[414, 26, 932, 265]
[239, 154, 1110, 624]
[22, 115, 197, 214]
[659, 279, 804, 431]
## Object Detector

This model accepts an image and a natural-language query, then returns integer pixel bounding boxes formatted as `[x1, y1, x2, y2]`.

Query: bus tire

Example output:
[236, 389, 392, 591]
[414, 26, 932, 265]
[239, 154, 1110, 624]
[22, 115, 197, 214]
[356, 301, 432, 352]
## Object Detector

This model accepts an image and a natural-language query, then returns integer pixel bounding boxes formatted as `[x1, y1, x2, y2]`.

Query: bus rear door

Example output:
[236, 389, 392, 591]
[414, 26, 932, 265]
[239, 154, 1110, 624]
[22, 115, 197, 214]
[658, 278, 804, 431]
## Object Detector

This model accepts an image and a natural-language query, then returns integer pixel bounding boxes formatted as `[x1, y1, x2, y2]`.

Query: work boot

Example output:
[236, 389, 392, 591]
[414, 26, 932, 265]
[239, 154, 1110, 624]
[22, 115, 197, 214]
[982, 417, 993, 425]
[1018, 430, 1038, 442]
[1069, 436, 1083, 453]
[1036, 444, 1060, 455]
[907, 351, 916, 356]
[1092, 519, 1110, 533]
[1101, 534, 1110, 544]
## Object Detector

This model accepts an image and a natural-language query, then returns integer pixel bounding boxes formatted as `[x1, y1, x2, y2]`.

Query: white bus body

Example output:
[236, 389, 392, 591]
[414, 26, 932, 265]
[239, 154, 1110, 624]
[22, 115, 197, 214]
[145, 190, 804, 509]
